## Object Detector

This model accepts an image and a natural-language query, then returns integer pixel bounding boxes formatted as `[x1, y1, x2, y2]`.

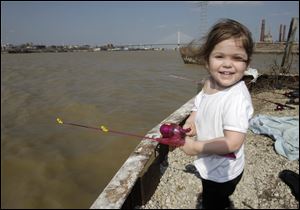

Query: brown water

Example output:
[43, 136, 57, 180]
[1, 51, 205, 209]
[1, 51, 298, 208]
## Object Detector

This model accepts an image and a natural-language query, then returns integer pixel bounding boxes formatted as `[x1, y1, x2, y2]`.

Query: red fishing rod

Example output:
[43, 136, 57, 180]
[56, 118, 236, 159]
[252, 97, 295, 111]
[56, 118, 190, 147]
[271, 90, 299, 99]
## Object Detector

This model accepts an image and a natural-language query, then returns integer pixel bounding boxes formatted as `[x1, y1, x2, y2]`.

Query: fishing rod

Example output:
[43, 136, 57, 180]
[56, 118, 190, 147]
[56, 118, 236, 159]
[271, 90, 299, 99]
[252, 97, 295, 111]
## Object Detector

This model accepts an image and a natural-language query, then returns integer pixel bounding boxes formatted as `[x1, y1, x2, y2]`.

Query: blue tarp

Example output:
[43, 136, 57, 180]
[249, 114, 299, 160]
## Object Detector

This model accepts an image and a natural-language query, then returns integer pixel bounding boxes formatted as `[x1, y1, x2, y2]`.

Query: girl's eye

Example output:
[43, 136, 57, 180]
[215, 55, 223, 58]
[233, 57, 246, 62]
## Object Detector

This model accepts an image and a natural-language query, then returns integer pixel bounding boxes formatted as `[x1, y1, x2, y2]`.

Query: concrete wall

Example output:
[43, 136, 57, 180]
[90, 97, 196, 209]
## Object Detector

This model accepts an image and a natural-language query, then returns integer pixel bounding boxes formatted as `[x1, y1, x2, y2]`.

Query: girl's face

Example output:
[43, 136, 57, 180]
[206, 38, 248, 90]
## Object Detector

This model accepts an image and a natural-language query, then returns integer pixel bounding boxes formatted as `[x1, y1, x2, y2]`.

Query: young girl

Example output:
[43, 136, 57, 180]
[180, 19, 254, 209]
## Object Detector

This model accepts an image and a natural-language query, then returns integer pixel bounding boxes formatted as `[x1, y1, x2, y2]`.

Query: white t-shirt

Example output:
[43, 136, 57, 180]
[192, 81, 253, 183]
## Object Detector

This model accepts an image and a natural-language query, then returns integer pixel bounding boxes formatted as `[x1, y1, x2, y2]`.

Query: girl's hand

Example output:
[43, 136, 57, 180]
[180, 136, 199, 155]
[183, 122, 196, 137]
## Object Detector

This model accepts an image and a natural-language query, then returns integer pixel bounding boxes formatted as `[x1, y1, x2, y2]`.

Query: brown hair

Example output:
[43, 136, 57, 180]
[197, 18, 254, 65]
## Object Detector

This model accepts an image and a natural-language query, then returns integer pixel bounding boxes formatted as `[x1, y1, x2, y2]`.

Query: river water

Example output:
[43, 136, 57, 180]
[1, 51, 298, 208]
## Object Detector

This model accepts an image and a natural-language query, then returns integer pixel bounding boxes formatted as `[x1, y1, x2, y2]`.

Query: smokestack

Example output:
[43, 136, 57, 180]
[279, 24, 282, 42]
[282, 25, 286, 42]
[260, 19, 265, 42]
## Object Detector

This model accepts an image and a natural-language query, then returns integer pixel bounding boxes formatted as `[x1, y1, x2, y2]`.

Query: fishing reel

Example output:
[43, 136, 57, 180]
[158, 123, 191, 147]
[284, 90, 299, 99]
[160, 123, 191, 138]
[159, 123, 236, 158]
[274, 102, 295, 111]
[275, 104, 284, 111]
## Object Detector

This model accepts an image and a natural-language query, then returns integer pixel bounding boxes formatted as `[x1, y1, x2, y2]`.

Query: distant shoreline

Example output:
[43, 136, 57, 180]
[2, 42, 299, 54]
[1, 49, 299, 55]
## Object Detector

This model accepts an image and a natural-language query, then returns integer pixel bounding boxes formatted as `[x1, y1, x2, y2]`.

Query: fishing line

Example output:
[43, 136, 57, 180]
[56, 118, 158, 140]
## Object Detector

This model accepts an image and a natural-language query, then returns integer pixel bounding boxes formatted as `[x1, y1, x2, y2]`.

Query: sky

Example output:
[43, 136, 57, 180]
[1, 1, 299, 46]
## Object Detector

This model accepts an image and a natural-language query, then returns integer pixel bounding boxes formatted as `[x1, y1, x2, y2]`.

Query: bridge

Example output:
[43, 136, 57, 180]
[113, 31, 199, 49]
[114, 43, 194, 48]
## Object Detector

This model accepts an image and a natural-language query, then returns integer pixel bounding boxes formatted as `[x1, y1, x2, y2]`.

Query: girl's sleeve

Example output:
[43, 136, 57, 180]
[192, 92, 202, 112]
[222, 93, 254, 133]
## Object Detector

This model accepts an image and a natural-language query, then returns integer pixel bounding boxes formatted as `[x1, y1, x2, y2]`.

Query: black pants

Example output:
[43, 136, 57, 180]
[201, 171, 243, 209]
